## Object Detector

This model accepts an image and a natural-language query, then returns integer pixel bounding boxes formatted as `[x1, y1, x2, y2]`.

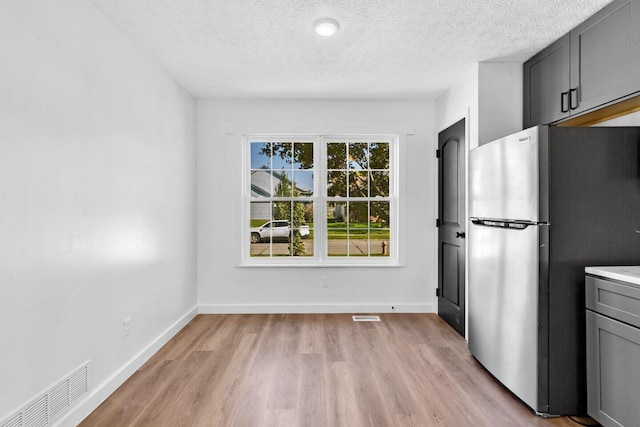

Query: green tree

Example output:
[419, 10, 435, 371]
[326, 142, 390, 225]
[273, 170, 306, 256]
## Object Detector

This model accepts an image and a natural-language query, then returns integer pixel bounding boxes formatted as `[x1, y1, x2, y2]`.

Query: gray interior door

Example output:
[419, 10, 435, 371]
[437, 119, 466, 336]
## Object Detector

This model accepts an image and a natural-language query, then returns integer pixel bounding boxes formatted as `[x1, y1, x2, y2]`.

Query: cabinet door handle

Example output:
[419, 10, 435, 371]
[570, 87, 579, 110]
[561, 91, 569, 113]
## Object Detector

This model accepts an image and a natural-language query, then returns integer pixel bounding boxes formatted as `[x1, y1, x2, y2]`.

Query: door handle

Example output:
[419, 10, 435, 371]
[456, 231, 466, 239]
[570, 87, 579, 110]
[561, 91, 570, 113]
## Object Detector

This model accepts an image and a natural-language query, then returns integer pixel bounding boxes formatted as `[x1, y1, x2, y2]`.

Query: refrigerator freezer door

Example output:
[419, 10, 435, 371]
[469, 126, 544, 222]
[468, 221, 542, 412]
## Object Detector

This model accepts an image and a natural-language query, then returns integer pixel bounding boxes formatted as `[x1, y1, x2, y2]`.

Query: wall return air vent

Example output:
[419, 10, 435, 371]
[352, 315, 381, 322]
[1, 362, 89, 427]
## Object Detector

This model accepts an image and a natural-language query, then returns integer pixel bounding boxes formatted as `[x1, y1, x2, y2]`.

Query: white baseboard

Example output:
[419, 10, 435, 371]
[198, 303, 434, 314]
[55, 306, 198, 427]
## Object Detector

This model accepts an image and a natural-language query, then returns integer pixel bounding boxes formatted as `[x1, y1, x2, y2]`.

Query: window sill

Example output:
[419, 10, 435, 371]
[238, 260, 404, 268]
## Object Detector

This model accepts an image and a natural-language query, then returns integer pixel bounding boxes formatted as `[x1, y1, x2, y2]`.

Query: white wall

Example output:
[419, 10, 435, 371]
[477, 63, 523, 144]
[0, 0, 197, 424]
[435, 62, 523, 148]
[198, 99, 435, 313]
[435, 63, 479, 146]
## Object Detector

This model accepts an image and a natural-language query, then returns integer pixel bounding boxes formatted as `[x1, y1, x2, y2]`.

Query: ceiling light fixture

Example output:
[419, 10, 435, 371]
[313, 18, 340, 37]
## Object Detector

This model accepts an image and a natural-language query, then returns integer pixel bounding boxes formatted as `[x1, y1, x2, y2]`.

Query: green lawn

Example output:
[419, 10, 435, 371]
[327, 221, 389, 240]
[250, 220, 389, 240]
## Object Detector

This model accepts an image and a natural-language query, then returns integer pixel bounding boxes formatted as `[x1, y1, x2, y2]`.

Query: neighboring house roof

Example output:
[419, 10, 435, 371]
[250, 184, 271, 197]
[250, 167, 311, 197]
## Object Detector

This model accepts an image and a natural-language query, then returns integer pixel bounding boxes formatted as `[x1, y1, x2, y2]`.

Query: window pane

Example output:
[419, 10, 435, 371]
[347, 201, 369, 257]
[250, 202, 271, 226]
[369, 142, 389, 169]
[272, 201, 291, 221]
[348, 201, 369, 226]
[347, 231, 369, 256]
[250, 202, 270, 256]
[327, 201, 346, 256]
[327, 171, 347, 197]
[295, 201, 313, 257]
[371, 201, 390, 229]
[371, 201, 390, 257]
[327, 143, 346, 169]
[251, 169, 273, 197]
[370, 171, 389, 197]
[348, 171, 368, 197]
[328, 234, 348, 256]
[251, 142, 271, 170]
[250, 244, 271, 257]
[348, 142, 368, 170]
[327, 202, 346, 223]
[293, 143, 314, 169]
[272, 142, 292, 170]
[273, 170, 293, 197]
[293, 170, 313, 196]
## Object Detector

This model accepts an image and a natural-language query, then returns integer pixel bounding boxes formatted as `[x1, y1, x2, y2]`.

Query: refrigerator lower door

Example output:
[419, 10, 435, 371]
[468, 221, 544, 412]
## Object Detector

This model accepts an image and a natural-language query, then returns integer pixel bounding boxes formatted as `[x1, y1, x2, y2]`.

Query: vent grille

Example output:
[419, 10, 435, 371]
[48, 381, 69, 421]
[2, 414, 22, 427]
[23, 397, 47, 427]
[1, 362, 89, 427]
[352, 315, 381, 322]
[69, 366, 88, 404]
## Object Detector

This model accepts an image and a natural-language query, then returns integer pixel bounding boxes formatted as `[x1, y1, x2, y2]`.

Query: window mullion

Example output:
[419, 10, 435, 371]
[317, 136, 327, 260]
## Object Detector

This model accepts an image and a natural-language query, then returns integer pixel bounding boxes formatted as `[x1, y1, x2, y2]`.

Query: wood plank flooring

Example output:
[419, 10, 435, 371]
[80, 314, 597, 426]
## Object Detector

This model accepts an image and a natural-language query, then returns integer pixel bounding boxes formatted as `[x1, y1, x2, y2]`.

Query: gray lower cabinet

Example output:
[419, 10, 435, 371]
[524, 0, 640, 127]
[586, 275, 640, 427]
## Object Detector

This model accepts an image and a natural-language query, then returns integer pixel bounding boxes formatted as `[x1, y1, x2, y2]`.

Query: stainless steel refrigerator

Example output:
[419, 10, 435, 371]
[468, 125, 640, 416]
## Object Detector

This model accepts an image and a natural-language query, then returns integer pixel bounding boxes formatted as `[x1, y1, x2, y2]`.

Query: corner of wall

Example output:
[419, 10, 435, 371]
[55, 307, 198, 427]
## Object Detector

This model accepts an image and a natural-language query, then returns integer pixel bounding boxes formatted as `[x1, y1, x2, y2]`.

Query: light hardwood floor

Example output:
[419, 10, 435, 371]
[80, 314, 597, 426]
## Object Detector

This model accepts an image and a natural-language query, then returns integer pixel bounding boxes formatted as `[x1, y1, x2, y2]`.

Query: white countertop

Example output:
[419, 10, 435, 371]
[585, 266, 640, 286]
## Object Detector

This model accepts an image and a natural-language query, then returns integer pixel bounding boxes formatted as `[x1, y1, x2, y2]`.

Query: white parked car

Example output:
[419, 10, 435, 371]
[250, 220, 310, 243]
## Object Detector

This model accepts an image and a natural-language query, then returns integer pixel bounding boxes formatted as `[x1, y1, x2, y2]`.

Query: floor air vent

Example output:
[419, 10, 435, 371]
[1, 362, 89, 427]
[352, 315, 381, 322]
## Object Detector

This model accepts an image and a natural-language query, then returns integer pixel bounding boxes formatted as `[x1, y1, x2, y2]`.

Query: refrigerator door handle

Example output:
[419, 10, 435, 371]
[470, 217, 539, 229]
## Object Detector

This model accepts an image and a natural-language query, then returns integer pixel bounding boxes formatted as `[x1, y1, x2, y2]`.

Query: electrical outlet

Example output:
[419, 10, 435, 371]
[321, 276, 328, 287]
[123, 317, 132, 337]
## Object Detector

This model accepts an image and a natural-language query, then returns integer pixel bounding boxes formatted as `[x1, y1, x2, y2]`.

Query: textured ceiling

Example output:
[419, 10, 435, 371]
[87, 0, 613, 99]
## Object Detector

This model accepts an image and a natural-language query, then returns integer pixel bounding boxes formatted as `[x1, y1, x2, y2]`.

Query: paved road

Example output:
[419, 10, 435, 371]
[250, 239, 390, 256]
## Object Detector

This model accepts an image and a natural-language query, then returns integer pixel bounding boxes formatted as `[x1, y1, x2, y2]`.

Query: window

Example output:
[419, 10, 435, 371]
[244, 135, 398, 265]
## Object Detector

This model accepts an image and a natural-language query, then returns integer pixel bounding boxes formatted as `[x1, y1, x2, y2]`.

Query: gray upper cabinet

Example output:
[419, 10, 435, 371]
[523, 34, 571, 128]
[524, 0, 640, 127]
[571, 0, 640, 114]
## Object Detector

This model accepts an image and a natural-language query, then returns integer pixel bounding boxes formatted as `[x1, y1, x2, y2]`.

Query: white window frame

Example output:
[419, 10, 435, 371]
[242, 134, 399, 267]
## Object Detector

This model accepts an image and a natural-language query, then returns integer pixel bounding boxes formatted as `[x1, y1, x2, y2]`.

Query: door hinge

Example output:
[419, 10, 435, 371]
[436, 218, 441, 227]
[436, 149, 441, 158]
[436, 288, 440, 297]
